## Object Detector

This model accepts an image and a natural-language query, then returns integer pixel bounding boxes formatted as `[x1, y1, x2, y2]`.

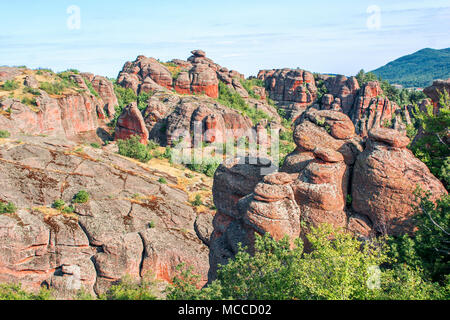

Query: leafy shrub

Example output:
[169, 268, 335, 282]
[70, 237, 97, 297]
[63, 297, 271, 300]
[186, 157, 221, 177]
[1, 80, 19, 91]
[158, 177, 167, 184]
[240, 78, 263, 99]
[137, 92, 152, 111]
[39, 81, 68, 95]
[52, 199, 66, 210]
[84, 80, 100, 98]
[0, 202, 17, 214]
[100, 275, 158, 300]
[72, 190, 89, 204]
[167, 225, 446, 300]
[24, 87, 41, 96]
[191, 194, 202, 207]
[109, 84, 138, 128]
[409, 92, 449, 188]
[0, 284, 52, 300]
[218, 82, 271, 125]
[117, 135, 152, 163]
[90, 142, 101, 149]
[21, 97, 37, 106]
[0, 130, 11, 138]
[389, 190, 449, 283]
[62, 206, 75, 214]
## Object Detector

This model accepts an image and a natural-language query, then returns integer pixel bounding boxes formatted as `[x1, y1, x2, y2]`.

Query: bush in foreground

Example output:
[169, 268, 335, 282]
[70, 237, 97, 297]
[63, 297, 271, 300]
[117, 135, 152, 163]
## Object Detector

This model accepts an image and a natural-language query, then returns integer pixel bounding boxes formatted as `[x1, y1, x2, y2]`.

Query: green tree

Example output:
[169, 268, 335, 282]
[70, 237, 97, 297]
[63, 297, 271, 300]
[389, 190, 449, 283]
[410, 91, 450, 189]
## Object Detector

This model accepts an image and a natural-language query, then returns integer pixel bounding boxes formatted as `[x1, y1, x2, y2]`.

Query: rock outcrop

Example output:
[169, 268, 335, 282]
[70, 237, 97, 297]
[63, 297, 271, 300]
[117, 50, 223, 99]
[258, 69, 317, 119]
[115, 102, 149, 144]
[423, 78, 450, 108]
[350, 81, 402, 137]
[0, 135, 211, 298]
[352, 128, 448, 235]
[0, 68, 118, 141]
[209, 108, 447, 280]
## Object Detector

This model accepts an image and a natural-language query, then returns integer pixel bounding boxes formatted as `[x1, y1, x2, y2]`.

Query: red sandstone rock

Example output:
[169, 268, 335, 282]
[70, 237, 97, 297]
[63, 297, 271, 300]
[91, 76, 119, 118]
[352, 136, 448, 235]
[115, 102, 149, 144]
[423, 78, 450, 107]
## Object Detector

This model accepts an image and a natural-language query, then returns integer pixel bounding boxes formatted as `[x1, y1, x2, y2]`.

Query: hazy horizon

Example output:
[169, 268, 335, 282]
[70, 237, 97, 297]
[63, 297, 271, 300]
[1, 0, 450, 78]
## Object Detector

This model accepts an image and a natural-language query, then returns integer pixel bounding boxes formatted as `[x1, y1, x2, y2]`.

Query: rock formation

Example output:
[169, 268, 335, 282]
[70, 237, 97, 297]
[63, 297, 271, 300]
[258, 69, 317, 120]
[0, 135, 211, 298]
[115, 102, 149, 144]
[117, 50, 229, 99]
[209, 108, 447, 280]
[0, 67, 118, 140]
[423, 78, 450, 109]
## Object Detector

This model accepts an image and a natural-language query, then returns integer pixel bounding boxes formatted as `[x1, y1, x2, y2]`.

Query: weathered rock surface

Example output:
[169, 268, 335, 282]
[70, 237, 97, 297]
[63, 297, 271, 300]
[210, 108, 447, 280]
[423, 78, 450, 107]
[117, 50, 221, 99]
[0, 68, 117, 141]
[115, 102, 149, 144]
[351, 81, 402, 137]
[352, 128, 448, 235]
[0, 135, 211, 297]
[140, 92, 255, 146]
[258, 69, 317, 119]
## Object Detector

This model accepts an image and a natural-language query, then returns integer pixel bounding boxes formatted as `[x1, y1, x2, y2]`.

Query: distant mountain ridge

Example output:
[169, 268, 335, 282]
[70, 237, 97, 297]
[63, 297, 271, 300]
[371, 48, 450, 88]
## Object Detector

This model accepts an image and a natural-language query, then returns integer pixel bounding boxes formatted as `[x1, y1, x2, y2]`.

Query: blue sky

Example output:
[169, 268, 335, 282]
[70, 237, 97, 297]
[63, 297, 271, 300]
[1, 0, 449, 78]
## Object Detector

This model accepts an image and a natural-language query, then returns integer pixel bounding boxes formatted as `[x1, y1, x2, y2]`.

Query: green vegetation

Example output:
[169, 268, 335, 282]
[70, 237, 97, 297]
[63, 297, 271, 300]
[52, 199, 74, 213]
[1, 80, 20, 91]
[0, 202, 17, 214]
[84, 80, 100, 98]
[313, 73, 329, 102]
[0, 130, 11, 138]
[21, 97, 37, 106]
[36, 68, 54, 75]
[186, 157, 221, 178]
[117, 135, 153, 163]
[100, 275, 158, 300]
[38, 70, 81, 95]
[39, 81, 73, 95]
[168, 224, 448, 300]
[409, 91, 450, 189]
[110, 84, 138, 127]
[372, 48, 450, 88]
[137, 92, 152, 111]
[218, 82, 271, 125]
[24, 87, 41, 96]
[191, 194, 203, 207]
[72, 190, 90, 204]
[389, 190, 449, 284]
[240, 78, 264, 99]
[90, 142, 101, 149]
[158, 177, 167, 184]
[51, 199, 66, 210]
[0, 284, 52, 300]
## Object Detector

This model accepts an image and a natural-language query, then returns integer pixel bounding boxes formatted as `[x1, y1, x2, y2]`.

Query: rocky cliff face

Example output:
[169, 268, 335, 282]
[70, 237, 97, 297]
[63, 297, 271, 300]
[209, 108, 447, 281]
[0, 67, 118, 140]
[258, 68, 317, 120]
[0, 135, 212, 298]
